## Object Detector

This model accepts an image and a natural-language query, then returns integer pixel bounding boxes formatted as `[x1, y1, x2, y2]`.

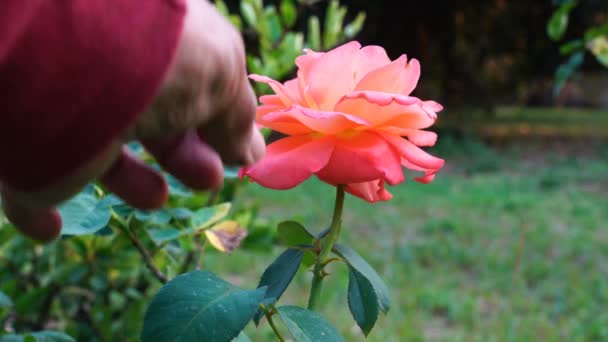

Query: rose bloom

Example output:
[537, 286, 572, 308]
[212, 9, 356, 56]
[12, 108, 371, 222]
[240, 41, 444, 202]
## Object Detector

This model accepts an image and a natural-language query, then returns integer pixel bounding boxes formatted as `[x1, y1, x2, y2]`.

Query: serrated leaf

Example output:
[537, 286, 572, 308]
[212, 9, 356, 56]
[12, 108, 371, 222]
[0, 291, 12, 308]
[347, 267, 378, 336]
[277, 221, 314, 247]
[191, 203, 231, 230]
[170, 208, 193, 220]
[277, 306, 344, 342]
[147, 227, 182, 245]
[0, 331, 75, 342]
[332, 244, 390, 313]
[134, 210, 172, 225]
[204, 221, 247, 253]
[59, 193, 111, 236]
[253, 249, 304, 325]
[141, 271, 266, 342]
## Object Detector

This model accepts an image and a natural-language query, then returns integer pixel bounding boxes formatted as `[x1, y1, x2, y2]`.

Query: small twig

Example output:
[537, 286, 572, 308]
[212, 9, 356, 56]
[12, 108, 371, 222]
[120, 225, 167, 284]
[264, 308, 285, 342]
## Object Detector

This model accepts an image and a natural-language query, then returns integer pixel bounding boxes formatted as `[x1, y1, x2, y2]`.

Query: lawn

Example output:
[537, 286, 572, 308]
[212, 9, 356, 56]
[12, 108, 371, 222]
[204, 137, 608, 341]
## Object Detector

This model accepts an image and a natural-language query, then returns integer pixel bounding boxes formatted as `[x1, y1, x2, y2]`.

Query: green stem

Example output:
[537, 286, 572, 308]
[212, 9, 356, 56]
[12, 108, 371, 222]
[307, 185, 345, 310]
[264, 309, 285, 342]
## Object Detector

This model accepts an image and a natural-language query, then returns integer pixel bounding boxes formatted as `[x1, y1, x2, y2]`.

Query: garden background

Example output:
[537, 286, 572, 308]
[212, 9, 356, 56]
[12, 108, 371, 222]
[1, 0, 607, 341]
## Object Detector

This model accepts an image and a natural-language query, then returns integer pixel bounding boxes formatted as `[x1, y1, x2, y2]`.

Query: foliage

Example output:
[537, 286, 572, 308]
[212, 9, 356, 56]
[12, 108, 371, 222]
[0, 1, 366, 341]
[547, 0, 608, 95]
[215, 0, 365, 93]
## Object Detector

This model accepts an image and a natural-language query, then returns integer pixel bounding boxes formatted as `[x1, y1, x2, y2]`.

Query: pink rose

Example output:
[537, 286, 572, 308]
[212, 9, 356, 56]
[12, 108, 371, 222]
[240, 41, 444, 202]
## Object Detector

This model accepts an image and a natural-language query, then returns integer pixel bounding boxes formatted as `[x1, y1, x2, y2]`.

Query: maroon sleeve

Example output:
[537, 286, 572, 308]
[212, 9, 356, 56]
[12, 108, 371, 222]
[0, 0, 186, 191]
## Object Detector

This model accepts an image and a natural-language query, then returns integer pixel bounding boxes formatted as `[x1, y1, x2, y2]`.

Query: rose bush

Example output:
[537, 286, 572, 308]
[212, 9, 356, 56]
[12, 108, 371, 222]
[241, 41, 444, 202]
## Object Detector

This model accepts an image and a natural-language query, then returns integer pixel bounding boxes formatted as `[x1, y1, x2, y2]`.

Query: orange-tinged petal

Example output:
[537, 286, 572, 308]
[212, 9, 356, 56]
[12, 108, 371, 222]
[302, 41, 362, 110]
[264, 105, 370, 135]
[380, 132, 444, 172]
[317, 132, 403, 185]
[353, 45, 392, 78]
[255, 104, 311, 135]
[345, 180, 393, 202]
[336, 91, 436, 128]
[249, 74, 302, 106]
[355, 55, 421, 96]
[242, 135, 335, 189]
[376, 127, 438, 146]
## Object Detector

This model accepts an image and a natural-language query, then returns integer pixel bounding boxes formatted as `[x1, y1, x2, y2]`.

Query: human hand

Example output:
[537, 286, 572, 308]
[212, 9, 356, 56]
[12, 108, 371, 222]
[0, 0, 265, 241]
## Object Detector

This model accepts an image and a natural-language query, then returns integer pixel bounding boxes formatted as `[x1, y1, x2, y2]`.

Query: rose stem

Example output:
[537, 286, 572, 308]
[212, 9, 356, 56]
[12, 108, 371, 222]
[307, 184, 345, 310]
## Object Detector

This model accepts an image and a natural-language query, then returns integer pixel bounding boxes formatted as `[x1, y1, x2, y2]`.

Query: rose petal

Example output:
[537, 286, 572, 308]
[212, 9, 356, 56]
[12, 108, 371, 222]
[264, 105, 370, 134]
[344, 180, 393, 203]
[250, 74, 302, 106]
[376, 127, 438, 146]
[242, 135, 335, 189]
[355, 55, 421, 96]
[317, 132, 404, 185]
[255, 104, 311, 135]
[354, 45, 392, 77]
[380, 132, 443, 169]
[301, 41, 362, 110]
[336, 91, 437, 128]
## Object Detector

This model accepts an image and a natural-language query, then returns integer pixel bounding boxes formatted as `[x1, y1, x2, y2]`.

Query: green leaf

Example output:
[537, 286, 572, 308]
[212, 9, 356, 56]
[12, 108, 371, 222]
[547, 1, 575, 41]
[307, 16, 321, 50]
[0, 291, 12, 308]
[344, 12, 366, 39]
[134, 210, 172, 225]
[240, 1, 257, 27]
[322, 0, 347, 49]
[347, 267, 379, 336]
[587, 36, 608, 67]
[277, 221, 314, 247]
[554, 51, 585, 96]
[253, 248, 304, 324]
[559, 39, 584, 55]
[146, 227, 182, 245]
[214, 0, 230, 17]
[280, 0, 297, 28]
[59, 193, 111, 236]
[231, 332, 252, 342]
[277, 306, 344, 342]
[141, 271, 266, 342]
[332, 244, 390, 313]
[170, 208, 193, 220]
[191, 203, 231, 230]
[0, 331, 76, 342]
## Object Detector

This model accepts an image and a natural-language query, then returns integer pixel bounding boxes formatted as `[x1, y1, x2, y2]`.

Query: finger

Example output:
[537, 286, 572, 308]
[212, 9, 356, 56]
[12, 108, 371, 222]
[1, 191, 61, 242]
[143, 130, 223, 191]
[198, 78, 260, 166]
[99, 148, 168, 210]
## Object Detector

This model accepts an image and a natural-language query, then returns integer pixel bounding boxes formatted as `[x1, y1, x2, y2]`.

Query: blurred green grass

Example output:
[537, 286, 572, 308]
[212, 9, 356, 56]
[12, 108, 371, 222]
[204, 137, 608, 341]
